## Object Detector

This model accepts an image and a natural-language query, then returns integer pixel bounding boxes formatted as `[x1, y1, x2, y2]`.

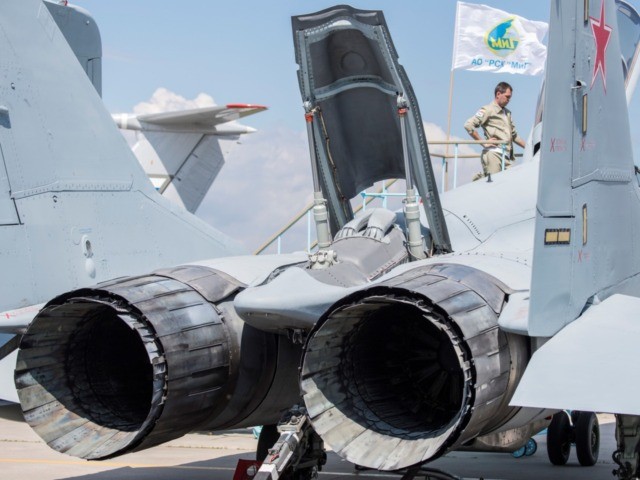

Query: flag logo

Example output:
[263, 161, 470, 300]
[452, 2, 548, 76]
[486, 18, 520, 57]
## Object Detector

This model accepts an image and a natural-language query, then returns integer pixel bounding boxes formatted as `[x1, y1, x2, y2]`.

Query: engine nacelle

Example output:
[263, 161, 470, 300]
[301, 263, 530, 470]
[15, 265, 301, 460]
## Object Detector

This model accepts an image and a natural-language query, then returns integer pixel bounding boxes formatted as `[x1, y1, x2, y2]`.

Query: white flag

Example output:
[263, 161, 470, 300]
[452, 2, 548, 75]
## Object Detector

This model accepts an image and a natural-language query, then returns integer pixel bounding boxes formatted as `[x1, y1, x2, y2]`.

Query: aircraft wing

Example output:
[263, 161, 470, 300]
[0, 305, 42, 334]
[512, 294, 640, 415]
[137, 103, 266, 128]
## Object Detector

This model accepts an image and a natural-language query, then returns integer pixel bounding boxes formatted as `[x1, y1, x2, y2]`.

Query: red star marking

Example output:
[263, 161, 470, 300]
[590, 0, 612, 92]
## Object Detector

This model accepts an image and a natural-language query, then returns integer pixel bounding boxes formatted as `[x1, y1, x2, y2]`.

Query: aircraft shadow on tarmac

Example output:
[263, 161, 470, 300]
[37, 423, 618, 480]
[0, 403, 619, 480]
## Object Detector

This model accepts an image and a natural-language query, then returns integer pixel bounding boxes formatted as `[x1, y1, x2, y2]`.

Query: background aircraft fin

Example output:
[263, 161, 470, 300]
[134, 132, 227, 212]
[116, 104, 265, 213]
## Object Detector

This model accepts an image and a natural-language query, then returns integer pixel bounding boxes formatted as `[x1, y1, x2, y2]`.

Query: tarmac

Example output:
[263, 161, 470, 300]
[0, 404, 620, 480]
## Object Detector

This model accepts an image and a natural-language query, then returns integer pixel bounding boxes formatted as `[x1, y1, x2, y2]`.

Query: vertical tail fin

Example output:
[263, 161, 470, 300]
[113, 103, 266, 214]
[0, 0, 242, 313]
[46, 1, 102, 95]
[132, 131, 227, 213]
[528, 0, 640, 336]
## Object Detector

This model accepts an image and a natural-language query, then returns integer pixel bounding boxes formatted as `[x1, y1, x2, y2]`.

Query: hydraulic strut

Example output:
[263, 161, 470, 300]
[255, 406, 326, 480]
[397, 94, 426, 260]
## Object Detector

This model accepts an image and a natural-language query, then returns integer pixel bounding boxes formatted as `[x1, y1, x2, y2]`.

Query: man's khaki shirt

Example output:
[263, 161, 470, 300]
[464, 101, 519, 154]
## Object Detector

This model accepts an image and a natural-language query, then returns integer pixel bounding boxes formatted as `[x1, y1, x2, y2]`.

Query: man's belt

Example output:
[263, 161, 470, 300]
[484, 143, 511, 153]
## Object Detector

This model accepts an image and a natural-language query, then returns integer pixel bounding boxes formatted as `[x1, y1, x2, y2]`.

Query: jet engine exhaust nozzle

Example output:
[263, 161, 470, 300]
[15, 271, 234, 460]
[301, 264, 522, 470]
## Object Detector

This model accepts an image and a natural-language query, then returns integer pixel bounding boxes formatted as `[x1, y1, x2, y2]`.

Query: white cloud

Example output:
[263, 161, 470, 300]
[132, 87, 216, 114]
[119, 89, 220, 147]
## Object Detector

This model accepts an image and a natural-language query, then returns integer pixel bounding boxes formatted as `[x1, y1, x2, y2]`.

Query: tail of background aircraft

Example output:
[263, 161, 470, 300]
[46, 0, 266, 215]
[113, 104, 266, 213]
[0, 0, 243, 319]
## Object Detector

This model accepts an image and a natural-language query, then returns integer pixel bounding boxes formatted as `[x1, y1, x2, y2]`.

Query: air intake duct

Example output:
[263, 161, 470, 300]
[301, 263, 526, 470]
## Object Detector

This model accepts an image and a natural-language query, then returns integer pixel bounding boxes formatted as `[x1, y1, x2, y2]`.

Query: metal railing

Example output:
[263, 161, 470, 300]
[254, 179, 398, 254]
[254, 140, 519, 255]
[429, 139, 514, 190]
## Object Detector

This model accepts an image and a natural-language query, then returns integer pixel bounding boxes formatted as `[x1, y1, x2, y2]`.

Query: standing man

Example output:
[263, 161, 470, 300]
[464, 81, 526, 179]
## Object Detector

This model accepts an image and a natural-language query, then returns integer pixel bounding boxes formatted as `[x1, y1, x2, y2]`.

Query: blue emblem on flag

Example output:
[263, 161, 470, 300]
[485, 18, 520, 57]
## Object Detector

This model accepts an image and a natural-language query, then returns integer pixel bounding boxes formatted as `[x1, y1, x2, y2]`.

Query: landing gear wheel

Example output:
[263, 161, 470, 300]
[575, 411, 600, 466]
[547, 411, 572, 465]
[256, 424, 279, 462]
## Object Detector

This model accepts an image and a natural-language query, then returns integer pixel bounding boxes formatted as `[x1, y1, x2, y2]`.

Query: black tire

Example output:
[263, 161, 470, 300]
[256, 424, 280, 462]
[575, 411, 600, 466]
[547, 411, 572, 466]
[571, 410, 582, 425]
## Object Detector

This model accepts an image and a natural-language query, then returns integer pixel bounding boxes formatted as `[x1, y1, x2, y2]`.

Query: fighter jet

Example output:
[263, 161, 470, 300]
[3, 0, 640, 479]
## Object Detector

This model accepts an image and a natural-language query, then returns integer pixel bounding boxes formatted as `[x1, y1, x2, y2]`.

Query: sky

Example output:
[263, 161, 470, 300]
[72, 0, 640, 253]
